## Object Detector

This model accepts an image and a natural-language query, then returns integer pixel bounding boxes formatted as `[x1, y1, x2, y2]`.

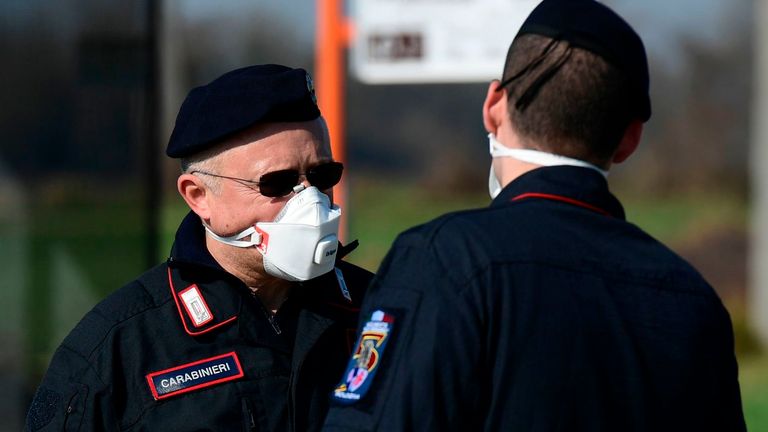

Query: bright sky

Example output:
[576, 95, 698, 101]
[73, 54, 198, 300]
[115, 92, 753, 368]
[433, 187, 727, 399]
[610, 0, 745, 64]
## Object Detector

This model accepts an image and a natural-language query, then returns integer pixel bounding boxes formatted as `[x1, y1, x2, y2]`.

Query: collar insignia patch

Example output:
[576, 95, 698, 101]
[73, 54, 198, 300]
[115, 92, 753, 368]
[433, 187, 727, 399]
[146, 352, 244, 400]
[332, 310, 395, 404]
[179, 284, 213, 327]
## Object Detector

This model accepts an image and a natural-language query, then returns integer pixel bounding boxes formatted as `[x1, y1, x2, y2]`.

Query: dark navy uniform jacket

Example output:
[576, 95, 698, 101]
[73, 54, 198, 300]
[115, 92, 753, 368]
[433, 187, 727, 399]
[324, 166, 745, 431]
[26, 211, 372, 432]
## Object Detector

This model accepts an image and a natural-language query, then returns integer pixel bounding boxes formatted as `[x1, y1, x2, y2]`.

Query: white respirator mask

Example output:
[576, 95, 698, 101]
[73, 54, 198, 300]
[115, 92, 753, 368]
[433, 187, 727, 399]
[205, 185, 341, 281]
[487, 133, 609, 199]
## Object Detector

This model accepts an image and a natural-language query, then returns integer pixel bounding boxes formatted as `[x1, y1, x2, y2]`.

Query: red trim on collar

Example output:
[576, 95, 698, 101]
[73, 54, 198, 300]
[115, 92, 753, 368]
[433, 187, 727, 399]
[512, 192, 612, 217]
[167, 267, 238, 336]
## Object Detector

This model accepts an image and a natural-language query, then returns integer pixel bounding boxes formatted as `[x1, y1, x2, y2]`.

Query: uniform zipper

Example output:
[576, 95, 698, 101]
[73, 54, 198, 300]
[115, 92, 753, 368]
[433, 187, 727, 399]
[253, 294, 282, 335]
[242, 398, 257, 432]
[266, 313, 282, 335]
[247, 407, 257, 432]
[288, 371, 296, 432]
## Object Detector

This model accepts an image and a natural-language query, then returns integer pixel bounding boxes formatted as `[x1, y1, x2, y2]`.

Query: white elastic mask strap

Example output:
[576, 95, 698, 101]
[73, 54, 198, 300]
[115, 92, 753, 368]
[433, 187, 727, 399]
[488, 133, 609, 178]
[204, 224, 262, 248]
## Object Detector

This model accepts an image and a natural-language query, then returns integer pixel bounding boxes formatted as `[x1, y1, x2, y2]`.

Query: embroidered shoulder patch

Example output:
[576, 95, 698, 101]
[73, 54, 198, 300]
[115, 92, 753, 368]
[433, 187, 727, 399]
[146, 352, 244, 400]
[27, 387, 60, 431]
[332, 310, 395, 404]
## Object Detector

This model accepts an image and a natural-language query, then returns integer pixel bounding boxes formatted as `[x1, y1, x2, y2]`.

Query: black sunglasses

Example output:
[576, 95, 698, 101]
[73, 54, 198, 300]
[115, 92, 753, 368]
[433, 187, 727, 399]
[192, 161, 344, 198]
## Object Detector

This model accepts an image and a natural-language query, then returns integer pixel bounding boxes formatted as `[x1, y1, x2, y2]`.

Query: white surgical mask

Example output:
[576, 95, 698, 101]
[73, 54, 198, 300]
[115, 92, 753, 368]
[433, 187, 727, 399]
[205, 186, 341, 281]
[487, 133, 609, 199]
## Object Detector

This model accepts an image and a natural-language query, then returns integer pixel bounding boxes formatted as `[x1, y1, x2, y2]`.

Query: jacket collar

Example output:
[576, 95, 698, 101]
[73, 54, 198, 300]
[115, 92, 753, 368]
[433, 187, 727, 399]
[167, 211, 242, 336]
[169, 211, 224, 271]
[492, 166, 625, 219]
[166, 211, 361, 342]
[166, 265, 242, 337]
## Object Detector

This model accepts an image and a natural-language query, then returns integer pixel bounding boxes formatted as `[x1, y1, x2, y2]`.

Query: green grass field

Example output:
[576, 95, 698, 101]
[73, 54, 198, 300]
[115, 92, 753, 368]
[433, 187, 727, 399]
[742, 355, 768, 430]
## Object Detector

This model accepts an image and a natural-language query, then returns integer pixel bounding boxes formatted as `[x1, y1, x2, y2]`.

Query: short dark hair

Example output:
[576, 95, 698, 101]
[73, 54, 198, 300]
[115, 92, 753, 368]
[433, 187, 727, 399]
[502, 34, 636, 165]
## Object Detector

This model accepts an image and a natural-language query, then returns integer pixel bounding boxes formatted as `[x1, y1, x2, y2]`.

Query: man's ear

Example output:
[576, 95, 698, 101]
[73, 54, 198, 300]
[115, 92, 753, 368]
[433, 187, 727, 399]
[177, 173, 212, 222]
[483, 80, 508, 134]
[612, 120, 643, 164]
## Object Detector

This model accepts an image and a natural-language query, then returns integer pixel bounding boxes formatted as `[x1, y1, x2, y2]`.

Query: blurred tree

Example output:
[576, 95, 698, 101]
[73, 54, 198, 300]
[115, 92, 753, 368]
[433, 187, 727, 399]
[614, 4, 752, 195]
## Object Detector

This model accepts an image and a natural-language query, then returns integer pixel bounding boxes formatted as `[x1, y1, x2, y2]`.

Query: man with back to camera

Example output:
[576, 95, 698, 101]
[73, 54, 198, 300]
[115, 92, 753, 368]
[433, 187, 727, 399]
[25, 64, 373, 431]
[322, 0, 746, 430]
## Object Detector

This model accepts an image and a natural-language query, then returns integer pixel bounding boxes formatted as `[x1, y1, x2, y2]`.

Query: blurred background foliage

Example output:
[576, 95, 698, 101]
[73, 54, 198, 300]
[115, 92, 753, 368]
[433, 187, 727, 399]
[2, 0, 766, 430]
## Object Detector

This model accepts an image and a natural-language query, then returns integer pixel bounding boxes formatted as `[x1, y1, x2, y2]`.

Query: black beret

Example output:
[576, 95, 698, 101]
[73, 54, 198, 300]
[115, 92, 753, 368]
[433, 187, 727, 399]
[166, 64, 321, 158]
[512, 0, 651, 121]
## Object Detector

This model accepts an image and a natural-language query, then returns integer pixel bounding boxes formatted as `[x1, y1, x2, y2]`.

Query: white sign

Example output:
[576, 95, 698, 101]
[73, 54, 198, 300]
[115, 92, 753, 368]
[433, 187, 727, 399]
[351, 0, 541, 84]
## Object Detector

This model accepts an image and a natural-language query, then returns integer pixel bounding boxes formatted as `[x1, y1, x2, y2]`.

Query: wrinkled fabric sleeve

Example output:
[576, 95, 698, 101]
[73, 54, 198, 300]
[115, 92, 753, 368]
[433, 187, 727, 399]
[322, 230, 485, 431]
[25, 344, 117, 432]
[708, 302, 747, 432]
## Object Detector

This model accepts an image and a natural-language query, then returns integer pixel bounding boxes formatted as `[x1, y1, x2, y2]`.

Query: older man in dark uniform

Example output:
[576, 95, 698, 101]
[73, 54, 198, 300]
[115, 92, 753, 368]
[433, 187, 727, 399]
[323, 1, 746, 431]
[25, 64, 372, 431]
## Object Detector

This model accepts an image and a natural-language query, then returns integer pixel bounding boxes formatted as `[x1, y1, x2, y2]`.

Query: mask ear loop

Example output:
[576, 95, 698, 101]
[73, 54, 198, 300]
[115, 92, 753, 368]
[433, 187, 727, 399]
[515, 42, 573, 112]
[497, 37, 559, 90]
[204, 225, 263, 248]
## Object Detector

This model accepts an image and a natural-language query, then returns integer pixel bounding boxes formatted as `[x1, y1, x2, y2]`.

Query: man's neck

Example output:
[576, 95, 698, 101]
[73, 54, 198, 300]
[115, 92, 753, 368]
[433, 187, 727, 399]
[206, 236, 293, 313]
[495, 159, 544, 190]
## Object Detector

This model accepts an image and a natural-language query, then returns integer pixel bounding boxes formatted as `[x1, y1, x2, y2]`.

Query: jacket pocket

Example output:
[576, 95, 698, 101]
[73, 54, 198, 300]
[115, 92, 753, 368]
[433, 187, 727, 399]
[62, 384, 89, 432]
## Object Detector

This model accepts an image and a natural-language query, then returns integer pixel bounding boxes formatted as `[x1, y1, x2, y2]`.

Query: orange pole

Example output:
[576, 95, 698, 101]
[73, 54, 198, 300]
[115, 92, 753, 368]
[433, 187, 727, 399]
[316, 0, 350, 242]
